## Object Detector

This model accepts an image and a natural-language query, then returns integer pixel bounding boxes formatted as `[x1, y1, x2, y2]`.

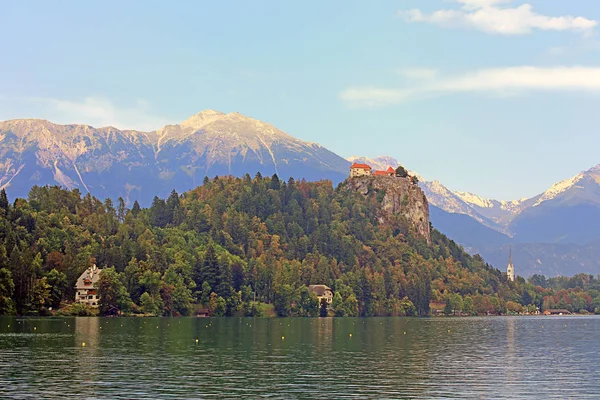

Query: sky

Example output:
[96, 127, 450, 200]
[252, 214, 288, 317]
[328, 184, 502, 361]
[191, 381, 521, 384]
[1, 0, 600, 200]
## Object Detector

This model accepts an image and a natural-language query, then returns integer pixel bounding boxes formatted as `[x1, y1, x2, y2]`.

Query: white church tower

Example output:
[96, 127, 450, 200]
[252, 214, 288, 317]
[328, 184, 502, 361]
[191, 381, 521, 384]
[507, 248, 515, 282]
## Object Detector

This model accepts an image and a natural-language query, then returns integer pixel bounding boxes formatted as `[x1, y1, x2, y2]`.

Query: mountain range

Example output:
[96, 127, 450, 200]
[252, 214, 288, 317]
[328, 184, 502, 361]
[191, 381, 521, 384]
[0, 110, 349, 204]
[1, 110, 599, 277]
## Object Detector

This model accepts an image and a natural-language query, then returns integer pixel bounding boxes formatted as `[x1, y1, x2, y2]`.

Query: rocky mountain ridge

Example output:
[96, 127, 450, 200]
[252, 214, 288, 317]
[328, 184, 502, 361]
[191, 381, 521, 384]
[0, 110, 350, 204]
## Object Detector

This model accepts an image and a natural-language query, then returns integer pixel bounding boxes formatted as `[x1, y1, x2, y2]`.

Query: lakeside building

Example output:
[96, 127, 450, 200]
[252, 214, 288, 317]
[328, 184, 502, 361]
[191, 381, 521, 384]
[543, 309, 572, 315]
[308, 285, 334, 305]
[75, 264, 102, 307]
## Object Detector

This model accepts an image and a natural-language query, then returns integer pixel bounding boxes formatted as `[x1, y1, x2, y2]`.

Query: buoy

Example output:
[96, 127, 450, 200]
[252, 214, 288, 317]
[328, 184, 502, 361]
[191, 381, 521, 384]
[82, 342, 86, 347]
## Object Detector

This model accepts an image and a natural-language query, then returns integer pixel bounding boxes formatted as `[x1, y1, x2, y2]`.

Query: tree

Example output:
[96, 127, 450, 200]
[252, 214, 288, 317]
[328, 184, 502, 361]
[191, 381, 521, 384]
[140, 292, 159, 315]
[131, 200, 141, 217]
[0, 268, 15, 315]
[30, 277, 51, 315]
[298, 287, 319, 317]
[200, 282, 212, 304]
[199, 244, 219, 289]
[0, 189, 8, 210]
[208, 292, 226, 316]
[463, 296, 475, 316]
[97, 267, 131, 315]
[149, 196, 168, 227]
[319, 298, 328, 317]
[46, 268, 68, 309]
[171, 281, 193, 316]
[165, 189, 180, 225]
[117, 197, 127, 222]
[274, 284, 297, 317]
[395, 166, 408, 178]
[343, 294, 359, 317]
[450, 293, 463, 316]
[444, 299, 453, 316]
[332, 292, 344, 316]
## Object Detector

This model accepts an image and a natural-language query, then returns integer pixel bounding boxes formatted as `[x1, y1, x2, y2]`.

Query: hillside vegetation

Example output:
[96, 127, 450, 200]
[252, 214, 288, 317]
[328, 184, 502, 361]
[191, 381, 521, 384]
[0, 174, 599, 317]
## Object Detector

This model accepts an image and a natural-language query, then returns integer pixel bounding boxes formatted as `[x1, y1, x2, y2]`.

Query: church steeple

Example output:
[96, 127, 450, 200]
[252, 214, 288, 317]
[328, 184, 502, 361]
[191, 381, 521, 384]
[507, 247, 515, 282]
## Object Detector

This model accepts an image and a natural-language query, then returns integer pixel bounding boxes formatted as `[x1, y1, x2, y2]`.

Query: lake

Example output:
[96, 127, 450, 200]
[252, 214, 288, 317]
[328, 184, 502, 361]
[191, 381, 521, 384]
[0, 316, 599, 399]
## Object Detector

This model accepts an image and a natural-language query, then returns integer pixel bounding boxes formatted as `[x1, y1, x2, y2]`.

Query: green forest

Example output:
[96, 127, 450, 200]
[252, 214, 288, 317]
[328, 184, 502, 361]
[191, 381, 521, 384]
[0, 174, 599, 317]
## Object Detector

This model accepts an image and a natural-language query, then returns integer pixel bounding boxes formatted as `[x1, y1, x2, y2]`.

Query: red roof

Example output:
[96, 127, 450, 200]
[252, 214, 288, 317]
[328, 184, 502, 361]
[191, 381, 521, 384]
[373, 170, 389, 176]
[350, 163, 372, 170]
[386, 166, 395, 173]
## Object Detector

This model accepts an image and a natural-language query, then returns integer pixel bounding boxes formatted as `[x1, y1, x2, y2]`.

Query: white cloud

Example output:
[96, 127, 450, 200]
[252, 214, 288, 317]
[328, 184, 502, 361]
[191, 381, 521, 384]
[3, 96, 173, 131]
[340, 66, 600, 107]
[398, 0, 597, 35]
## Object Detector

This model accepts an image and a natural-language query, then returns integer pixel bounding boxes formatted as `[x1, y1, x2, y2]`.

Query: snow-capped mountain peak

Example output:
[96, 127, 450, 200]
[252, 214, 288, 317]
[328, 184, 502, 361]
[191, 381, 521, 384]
[454, 191, 496, 208]
[533, 172, 586, 207]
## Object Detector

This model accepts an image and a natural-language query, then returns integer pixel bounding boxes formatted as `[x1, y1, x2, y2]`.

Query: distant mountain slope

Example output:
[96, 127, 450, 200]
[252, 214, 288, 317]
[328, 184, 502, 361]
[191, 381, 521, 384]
[429, 206, 512, 248]
[0, 110, 350, 204]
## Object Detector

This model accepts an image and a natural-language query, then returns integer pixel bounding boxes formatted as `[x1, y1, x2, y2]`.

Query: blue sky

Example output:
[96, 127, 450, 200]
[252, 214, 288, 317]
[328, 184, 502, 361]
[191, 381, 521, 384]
[1, 0, 600, 200]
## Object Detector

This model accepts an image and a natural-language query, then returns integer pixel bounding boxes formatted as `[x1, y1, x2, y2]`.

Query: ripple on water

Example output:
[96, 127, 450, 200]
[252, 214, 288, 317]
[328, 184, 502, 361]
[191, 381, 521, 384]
[1, 316, 600, 398]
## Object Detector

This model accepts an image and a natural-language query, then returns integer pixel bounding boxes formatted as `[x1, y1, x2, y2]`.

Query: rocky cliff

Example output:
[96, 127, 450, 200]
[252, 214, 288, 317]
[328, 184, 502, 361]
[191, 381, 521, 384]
[346, 175, 431, 244]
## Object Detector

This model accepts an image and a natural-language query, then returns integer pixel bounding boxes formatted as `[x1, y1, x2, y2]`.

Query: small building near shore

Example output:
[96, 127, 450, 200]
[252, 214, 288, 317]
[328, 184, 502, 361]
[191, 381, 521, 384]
[308, 285, 334, 305]
[543, 309, 572, 315]
[75, 264, 102, 307]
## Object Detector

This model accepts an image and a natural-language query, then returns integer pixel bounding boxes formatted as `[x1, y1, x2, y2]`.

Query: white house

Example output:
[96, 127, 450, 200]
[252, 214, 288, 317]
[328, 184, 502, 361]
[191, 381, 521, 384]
[75, 264, 102, 307]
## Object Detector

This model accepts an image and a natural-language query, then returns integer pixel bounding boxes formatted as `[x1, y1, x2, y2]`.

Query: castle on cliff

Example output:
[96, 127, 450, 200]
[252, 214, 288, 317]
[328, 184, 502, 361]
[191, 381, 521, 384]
[350, 163, 395, 178]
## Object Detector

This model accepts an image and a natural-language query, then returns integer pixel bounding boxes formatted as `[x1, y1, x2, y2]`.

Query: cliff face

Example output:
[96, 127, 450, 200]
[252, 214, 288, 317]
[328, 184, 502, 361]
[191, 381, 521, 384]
[347, 176, 431, 244]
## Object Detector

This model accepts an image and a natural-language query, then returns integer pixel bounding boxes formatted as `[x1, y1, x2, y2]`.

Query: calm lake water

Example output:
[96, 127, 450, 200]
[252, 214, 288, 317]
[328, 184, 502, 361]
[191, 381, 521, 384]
[0, 316, 599, 399]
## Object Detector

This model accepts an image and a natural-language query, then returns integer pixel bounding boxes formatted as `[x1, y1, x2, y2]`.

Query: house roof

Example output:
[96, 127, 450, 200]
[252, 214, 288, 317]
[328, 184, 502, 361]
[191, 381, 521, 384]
[373, 170, 390, 176]
[546, 309, 572, 314]
[386, 166, 395, 173]
[308, 284, 333, 296]
[75, 264, 102, 290]
[350, 163, 372, 170]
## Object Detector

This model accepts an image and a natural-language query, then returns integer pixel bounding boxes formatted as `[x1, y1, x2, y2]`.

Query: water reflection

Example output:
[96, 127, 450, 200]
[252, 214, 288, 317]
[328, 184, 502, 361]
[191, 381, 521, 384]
[0, 316, 599, 399]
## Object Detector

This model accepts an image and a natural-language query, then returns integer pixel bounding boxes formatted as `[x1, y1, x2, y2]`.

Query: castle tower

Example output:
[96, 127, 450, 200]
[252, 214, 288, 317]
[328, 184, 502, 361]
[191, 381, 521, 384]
[507, 247, 515, 282]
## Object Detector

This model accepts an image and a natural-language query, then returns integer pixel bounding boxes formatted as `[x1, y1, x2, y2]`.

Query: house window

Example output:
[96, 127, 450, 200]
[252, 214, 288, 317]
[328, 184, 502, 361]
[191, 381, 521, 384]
[88, 295, 93, 299]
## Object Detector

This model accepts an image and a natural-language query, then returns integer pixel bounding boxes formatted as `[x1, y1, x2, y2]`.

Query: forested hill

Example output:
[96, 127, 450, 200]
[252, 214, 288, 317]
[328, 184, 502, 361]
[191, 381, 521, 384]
[0, 174, 598, 317]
